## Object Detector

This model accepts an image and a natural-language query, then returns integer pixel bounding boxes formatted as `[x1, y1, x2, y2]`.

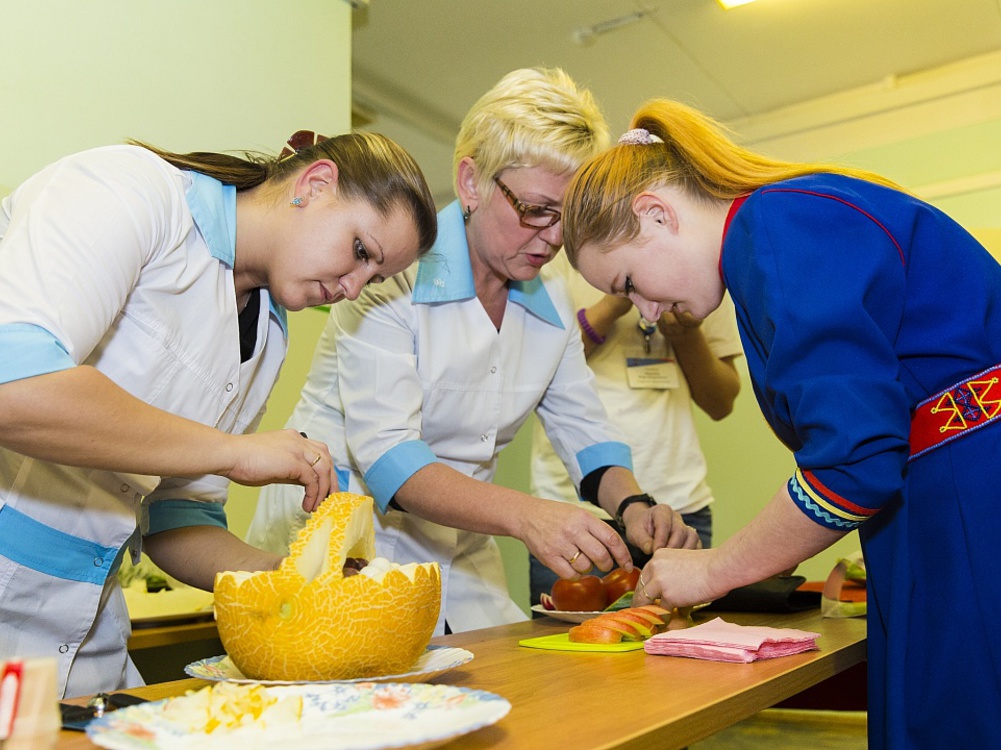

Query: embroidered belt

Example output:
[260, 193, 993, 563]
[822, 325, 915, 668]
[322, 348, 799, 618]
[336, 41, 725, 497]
[909, 363, 1001, 460]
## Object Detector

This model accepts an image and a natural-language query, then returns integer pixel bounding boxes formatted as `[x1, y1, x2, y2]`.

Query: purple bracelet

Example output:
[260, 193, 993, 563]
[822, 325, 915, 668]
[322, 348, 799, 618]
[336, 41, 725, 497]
[577, 307, 605, 345]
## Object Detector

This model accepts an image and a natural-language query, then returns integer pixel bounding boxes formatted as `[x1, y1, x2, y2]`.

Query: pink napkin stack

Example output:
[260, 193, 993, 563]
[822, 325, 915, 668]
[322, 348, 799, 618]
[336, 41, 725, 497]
[644, 617, 820, 663]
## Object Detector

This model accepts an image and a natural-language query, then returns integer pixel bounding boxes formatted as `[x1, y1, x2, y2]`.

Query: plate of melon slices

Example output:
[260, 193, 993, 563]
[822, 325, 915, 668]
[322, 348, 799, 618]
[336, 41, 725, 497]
[87, 680, 510, 750]
[185, 645, 473, 686]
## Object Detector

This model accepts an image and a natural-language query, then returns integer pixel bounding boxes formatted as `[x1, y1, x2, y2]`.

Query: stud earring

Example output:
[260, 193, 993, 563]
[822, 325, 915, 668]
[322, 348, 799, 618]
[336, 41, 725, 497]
[462, 205, 472, 222]
[290, 196, 304, 207]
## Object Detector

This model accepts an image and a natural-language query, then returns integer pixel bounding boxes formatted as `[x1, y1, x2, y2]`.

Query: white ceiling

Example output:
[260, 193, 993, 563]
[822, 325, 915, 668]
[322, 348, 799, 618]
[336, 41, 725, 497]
[351, 0, 1001, 204]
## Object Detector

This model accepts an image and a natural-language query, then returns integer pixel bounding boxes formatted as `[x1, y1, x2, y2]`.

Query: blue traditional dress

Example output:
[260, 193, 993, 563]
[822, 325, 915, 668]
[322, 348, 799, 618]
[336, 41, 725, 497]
[721, 174, 1001, 749]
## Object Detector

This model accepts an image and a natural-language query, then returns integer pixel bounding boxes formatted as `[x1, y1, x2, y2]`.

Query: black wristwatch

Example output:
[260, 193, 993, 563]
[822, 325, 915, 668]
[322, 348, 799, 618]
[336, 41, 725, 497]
[614, 493, 656, 529]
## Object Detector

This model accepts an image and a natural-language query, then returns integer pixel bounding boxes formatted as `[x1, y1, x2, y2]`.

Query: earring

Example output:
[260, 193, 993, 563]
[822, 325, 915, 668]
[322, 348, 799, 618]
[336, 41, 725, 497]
[462, 205, 472, 222]
[290, 196, 304, 207]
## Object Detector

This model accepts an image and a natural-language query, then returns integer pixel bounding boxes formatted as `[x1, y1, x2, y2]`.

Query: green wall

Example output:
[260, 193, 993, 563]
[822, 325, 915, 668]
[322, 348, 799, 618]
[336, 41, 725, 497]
[0, 0, 352, 564]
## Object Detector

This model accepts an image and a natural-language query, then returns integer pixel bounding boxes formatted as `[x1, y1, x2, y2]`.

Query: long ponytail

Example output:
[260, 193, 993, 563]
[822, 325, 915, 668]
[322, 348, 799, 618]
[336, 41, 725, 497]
[563, 98, 900, 264]
[131, 131, 438, 256]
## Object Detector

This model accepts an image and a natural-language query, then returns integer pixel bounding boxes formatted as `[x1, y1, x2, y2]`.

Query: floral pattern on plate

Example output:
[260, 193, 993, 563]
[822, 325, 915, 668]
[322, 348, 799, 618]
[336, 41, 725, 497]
[86, 682, 511, 750]
[185, 645, 474, 685]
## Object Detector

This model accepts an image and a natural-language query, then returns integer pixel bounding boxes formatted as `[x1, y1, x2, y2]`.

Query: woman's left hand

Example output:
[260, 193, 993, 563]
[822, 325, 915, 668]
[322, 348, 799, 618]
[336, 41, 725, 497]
[221, 428, 336, 512]
[620, 503, 702, 555]
[633, 547, 720, 609]
[522, 500, 635, 579]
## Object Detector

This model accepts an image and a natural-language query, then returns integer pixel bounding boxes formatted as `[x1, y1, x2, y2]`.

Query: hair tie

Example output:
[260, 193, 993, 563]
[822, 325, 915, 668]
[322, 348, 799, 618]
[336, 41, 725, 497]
[618, 128, 663, 146]
[279, 129, 329, 160]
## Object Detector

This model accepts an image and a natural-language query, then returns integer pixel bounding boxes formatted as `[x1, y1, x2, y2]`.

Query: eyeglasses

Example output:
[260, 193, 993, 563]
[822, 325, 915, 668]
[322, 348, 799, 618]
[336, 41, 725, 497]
[493, 176, 562, 229]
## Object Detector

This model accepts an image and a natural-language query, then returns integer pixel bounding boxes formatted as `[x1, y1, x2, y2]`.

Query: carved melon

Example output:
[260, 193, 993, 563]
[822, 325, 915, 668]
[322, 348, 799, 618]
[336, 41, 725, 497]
[214, 492, 441, 681]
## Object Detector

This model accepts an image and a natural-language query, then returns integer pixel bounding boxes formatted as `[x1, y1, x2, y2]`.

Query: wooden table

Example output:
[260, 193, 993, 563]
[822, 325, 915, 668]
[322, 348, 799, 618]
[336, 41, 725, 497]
[59, 609, 866, 750]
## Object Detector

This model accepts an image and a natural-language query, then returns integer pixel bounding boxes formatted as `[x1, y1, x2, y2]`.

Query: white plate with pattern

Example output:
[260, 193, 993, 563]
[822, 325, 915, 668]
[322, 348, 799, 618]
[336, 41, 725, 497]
[87, 681, 510, 750]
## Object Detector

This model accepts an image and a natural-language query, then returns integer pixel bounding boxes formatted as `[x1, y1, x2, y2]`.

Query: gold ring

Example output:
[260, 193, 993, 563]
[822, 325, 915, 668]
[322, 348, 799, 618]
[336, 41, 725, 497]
[639, 574, 651, 598]
[309, 454, 322, 467]
[568, 550, 582, 565]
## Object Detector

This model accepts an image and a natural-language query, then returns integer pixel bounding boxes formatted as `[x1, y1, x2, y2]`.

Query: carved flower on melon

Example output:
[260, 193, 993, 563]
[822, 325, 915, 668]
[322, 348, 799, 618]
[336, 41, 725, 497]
[214, 492, 441, 681]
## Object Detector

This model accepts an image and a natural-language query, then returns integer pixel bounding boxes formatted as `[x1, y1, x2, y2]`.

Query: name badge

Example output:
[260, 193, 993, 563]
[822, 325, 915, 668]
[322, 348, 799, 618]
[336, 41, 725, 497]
[625, 348, 679, 389]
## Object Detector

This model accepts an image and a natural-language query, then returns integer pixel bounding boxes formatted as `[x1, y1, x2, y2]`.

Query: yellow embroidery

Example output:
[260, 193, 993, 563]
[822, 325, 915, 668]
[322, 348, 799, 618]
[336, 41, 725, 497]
[968, 377, 1001, 420]
[931, 392, 968, 434]
[930, 377, 1001, 434]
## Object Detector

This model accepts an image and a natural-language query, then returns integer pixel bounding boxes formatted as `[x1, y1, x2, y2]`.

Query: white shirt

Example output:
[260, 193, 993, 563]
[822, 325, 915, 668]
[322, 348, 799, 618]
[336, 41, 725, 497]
[247, 201, 631, 634]
[0, 146, 288, 697]
[530, 253, 744, 518]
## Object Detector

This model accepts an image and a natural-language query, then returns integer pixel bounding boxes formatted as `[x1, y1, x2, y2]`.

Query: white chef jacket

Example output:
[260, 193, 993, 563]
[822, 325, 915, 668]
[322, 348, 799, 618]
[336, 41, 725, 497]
[0, 146, 288, 697]
[530, 253, 744, 517]
[248, 201, 632, 634]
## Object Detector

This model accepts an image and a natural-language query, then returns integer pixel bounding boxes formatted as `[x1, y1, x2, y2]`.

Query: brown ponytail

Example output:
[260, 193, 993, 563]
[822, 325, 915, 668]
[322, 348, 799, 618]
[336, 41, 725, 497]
[130, 131, 438, 256]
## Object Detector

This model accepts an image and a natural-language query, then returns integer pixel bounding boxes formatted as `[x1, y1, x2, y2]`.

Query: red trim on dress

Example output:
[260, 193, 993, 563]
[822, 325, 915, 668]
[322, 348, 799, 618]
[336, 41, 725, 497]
[719, 194, 750, 280]
[760, 187, 906, 266]
[800, 470, 876, 517]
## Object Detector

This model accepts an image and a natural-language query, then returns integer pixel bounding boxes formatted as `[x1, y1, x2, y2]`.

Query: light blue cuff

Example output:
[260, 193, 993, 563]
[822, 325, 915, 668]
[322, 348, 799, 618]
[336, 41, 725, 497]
[363, 440, 438, 512]
[577, 441, 633, 478]
[0, 323, 74, 384]
[145, 500, 228, 535]
[0, 504, 119, 584]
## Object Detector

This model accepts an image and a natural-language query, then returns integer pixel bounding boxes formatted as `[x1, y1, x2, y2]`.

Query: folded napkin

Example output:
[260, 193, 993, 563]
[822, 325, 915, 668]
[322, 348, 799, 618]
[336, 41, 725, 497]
[644, 617, 820, 663]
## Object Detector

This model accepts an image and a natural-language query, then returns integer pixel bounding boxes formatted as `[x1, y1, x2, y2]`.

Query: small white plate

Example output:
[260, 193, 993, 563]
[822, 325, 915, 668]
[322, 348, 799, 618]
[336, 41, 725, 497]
[87, 682, 510, 750]
[185, 645, 473, 685]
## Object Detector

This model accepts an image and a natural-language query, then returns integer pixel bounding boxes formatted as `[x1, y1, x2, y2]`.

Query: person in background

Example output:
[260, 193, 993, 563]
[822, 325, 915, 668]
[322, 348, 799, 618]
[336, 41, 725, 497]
[0, 130, 437, 697]
[561, 98, 1001, 750]
[528, 250, 741, 606]
[247, 69, 701, 635]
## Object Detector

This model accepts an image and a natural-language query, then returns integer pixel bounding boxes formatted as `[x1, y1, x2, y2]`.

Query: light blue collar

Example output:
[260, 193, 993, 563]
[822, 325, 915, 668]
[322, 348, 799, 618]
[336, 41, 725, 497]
[185, 171, 288, 335]
[413, 202, 563, 329]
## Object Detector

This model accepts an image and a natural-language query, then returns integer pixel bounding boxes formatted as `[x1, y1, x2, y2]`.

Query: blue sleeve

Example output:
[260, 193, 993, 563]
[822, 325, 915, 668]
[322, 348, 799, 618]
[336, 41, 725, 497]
[0, 324, 75, 384]
[363, 440, 438, 513]
[728, 183, 912, 528]
[145, 500, 228, 535]
[577, 441, 633, 478]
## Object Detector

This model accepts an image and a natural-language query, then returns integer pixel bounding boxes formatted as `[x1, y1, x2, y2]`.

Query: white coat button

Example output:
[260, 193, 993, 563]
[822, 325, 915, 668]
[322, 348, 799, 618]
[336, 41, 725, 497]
[58, 644, 69, 654]
[480, 434, 489, 442]
[225, 383, 234, 392]
[490, 366, 497, 374]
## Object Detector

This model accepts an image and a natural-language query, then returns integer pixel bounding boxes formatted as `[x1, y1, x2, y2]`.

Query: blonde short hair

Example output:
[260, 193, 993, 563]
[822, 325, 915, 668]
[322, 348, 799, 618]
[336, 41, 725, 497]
[452, 68, 610, 200]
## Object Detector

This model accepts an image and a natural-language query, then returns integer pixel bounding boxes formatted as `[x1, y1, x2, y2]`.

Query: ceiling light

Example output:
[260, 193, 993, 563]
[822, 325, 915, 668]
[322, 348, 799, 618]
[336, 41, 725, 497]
[572, 7, 658, 46]
[716, 0, 757, 8]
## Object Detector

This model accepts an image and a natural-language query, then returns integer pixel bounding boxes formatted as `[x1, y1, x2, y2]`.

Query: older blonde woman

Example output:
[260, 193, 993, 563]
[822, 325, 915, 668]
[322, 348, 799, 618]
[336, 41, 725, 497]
[248, 69, 700, 634]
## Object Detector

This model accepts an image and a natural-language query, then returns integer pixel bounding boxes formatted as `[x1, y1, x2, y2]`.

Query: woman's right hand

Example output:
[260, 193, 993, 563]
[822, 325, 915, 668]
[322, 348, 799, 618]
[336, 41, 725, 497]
[221, 428, 335, 512]
[522, 499, 634, 579]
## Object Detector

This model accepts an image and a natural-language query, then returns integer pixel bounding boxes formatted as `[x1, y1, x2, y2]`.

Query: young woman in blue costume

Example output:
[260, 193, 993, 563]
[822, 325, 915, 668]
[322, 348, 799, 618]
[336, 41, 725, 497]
[561, 99, 1001, 749]
[0, 131, 437, 696]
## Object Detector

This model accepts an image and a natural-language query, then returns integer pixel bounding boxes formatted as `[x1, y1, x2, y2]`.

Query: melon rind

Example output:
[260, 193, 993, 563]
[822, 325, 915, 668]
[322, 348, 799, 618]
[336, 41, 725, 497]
[213, 493, 442, 681]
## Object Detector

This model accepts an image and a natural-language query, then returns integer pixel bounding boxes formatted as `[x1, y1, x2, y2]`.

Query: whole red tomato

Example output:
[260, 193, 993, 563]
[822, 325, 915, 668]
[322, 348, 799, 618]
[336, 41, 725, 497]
[602, 567, 641, 606]
[551, 575, 606, 612]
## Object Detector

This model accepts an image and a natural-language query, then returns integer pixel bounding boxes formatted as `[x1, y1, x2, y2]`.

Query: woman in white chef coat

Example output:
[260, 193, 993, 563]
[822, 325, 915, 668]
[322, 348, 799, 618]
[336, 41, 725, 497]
[247, 70, 701, 634]
[0, 130, 437, 697]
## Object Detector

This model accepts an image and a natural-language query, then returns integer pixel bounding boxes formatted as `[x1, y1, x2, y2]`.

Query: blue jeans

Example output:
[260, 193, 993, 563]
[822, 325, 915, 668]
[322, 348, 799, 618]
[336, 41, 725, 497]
[529, 505, 713, 607]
